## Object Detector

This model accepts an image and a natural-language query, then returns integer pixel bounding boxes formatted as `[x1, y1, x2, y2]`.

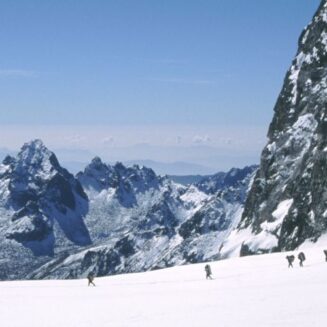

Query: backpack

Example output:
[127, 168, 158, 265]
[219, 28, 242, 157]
[298, 252, 305, 261]
[286, 255, 295, 263]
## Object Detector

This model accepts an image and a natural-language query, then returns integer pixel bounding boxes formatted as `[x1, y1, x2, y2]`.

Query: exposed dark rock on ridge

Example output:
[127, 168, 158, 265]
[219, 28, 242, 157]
[221, 1, 327, 256]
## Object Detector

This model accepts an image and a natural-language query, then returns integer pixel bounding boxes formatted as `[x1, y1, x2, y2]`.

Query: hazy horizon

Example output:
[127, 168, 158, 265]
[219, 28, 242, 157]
[0, 0, 320, 174]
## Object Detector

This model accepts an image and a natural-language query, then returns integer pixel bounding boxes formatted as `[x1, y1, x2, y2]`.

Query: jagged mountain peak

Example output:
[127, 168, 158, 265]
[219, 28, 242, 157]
[90, 156, 103, 165]
[83, 158, 157, 177]
[113, 161, 158, 180]
[269, 0, 327, 138]
[21, 138, 46, 150]
[78, 158, 161, 198]
[3, 139, 82, 198]
[220, 1, 327, 257]
[11, 139, 61, 179]
[0, 140, 90, 254]
[196, 165, 258, 195]
[19, 139, 54, 160]
[84, 156, 113, 176]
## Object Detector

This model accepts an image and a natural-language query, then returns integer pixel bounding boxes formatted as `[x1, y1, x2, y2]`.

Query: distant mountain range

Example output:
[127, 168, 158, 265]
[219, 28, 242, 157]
[0, 140, 257, 280]
[0, 146, 254, 176]
[56, 159, 217, 176]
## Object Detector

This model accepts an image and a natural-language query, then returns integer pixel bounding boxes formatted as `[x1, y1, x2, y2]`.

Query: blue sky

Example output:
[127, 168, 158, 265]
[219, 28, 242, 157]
[0, 0, 321, 173]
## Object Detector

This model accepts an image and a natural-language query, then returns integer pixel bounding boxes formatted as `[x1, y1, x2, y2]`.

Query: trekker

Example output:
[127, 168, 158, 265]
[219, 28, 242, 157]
[286, 255, 295, 268]
[204, 264, 213, 279]
[324, 250, 327, 262]
[87, 272, 96, 286]
[298, 252, 306, 267]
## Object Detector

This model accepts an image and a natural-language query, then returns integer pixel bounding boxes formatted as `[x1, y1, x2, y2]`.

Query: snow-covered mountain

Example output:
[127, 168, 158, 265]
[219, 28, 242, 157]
[0, 139, 257, 280]
[195, 165, 257, 196]
[220, 0, 327, 257]
[29, 157, 256, 279]
[0, 140, 91, 279]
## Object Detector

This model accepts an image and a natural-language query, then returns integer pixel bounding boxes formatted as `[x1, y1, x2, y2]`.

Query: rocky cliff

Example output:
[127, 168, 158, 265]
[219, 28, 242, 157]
[220, 0, 327, 257]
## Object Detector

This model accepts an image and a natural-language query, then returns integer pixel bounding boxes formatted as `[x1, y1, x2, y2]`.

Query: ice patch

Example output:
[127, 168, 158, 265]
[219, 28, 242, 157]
[322, 11, 327, 23]
[244, 230, 278, 252]
[219, 228, 252, 258]
[293, 113, 317, 131]
[266, 142, 276, 153]
[301, 28, 310, 44]
[261, 199, 294, 233]
[272, 199, 294, 222]
[180, 185, 208, 209]
[289, 65, 300, 105]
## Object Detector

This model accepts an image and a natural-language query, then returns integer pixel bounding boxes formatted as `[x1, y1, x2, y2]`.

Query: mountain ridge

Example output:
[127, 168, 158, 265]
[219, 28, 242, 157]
[0, 139, 257, 280]
[220, 0, 327, 257]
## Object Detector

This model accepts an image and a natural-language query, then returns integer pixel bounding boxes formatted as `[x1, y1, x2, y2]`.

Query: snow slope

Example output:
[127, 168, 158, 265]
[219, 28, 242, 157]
[1, 244, 327, 327]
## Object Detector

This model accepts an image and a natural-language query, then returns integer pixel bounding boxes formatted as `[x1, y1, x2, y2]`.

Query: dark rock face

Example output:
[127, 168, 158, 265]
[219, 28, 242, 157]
[81, 249, 121, 277]
[179, 202, 228, 239]
[224, 1, 327, 255]
[78, 237, 136, 277]
[6, 201, 52, 244]
[114, 236, 135, 258]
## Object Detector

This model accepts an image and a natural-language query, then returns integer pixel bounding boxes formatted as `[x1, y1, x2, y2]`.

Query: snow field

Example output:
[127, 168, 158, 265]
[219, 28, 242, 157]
[1, 245, 327, 327]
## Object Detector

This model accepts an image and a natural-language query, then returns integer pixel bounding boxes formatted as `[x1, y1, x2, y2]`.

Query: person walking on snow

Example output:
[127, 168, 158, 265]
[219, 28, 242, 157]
[87, 272, 96, 286]
[286, 255, 295, 268]
[205, 264, 213, 279]
[298, 252, 306, 267]
[323, 249, 327, 262]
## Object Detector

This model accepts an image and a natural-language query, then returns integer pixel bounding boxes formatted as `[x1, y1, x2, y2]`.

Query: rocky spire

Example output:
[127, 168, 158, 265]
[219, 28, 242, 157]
[0, 139, 91, 253]
[221, 1, 327, 256]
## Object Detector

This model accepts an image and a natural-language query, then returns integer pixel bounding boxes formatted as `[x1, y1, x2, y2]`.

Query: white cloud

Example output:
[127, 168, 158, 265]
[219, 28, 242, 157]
[192, 134, 212, 144]
[218, 137, 233, 145]
[0, 124, 266, 171]
[102, 136, 115, 146]
[66, 134, 86, 146]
